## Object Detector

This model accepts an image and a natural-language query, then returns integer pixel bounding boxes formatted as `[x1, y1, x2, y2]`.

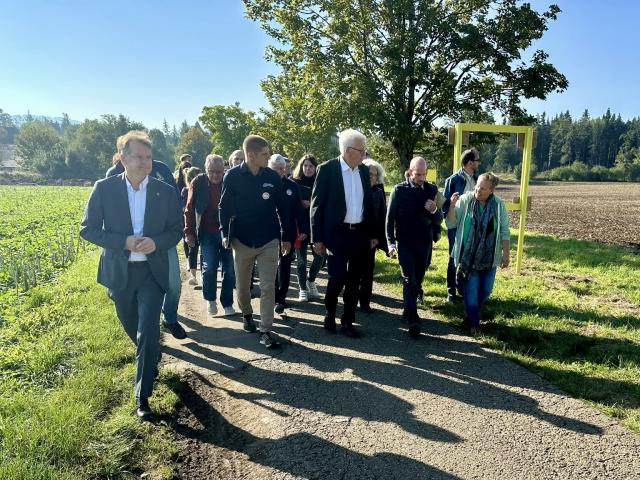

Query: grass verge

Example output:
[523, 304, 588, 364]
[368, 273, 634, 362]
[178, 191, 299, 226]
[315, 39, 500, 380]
[375, 230, 640, 434]
[0, 251, 181, 479]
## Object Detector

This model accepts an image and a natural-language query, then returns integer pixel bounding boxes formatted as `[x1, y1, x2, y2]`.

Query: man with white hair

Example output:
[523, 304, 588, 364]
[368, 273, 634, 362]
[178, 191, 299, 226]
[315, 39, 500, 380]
[386, 157, 443, 338]
[228, 149, 245, 168]
[269, 154, 309, 313]
[310, 129, 378, 338]
[184, 154, 236, 316]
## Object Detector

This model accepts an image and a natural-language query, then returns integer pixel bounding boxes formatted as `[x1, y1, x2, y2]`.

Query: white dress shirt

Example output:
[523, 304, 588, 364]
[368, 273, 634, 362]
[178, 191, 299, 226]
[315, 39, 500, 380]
[462, 170, 476, 194]
[126, 175, 149, 261]
[340, 157, 364, 224]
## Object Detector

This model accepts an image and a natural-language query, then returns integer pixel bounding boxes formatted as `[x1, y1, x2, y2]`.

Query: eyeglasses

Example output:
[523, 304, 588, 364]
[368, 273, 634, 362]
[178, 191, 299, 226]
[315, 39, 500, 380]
[348, 146, 366, 156]
[369, 173, 378, 178]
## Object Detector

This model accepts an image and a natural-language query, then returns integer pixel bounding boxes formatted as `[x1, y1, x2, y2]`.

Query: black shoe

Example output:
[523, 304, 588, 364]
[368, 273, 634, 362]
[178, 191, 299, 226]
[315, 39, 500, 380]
[275, 303, 286, 314]
[162, 321, 187, 340]
[408, 325, 421, 338]
[416, 292, 424, 305]
[324, 313, 336, 332]
[243, 315, 257, 333]
[136, 397, 152, 421]
[360, 305, 373, 314]
[260, 331, 279, 348]
[341, 324, 361, 338]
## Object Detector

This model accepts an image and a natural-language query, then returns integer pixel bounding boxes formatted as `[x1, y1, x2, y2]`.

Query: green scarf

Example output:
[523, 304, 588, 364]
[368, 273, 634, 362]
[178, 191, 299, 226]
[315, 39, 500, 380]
[459, 194, 497, 277]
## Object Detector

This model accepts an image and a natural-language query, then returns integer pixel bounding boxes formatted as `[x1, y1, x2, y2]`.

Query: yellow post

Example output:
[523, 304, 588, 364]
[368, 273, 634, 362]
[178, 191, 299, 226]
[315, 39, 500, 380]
[515, 127, 533, 274]
[453, 123, 462, 172]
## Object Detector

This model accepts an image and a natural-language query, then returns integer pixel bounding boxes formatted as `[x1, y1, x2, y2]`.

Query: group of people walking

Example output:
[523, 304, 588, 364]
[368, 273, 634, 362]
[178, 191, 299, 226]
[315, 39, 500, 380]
[80, 128, 510, 420]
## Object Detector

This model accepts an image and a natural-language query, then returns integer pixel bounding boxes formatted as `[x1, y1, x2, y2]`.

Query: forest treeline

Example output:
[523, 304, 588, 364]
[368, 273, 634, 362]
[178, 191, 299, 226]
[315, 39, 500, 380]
[1, 106, 639, 183]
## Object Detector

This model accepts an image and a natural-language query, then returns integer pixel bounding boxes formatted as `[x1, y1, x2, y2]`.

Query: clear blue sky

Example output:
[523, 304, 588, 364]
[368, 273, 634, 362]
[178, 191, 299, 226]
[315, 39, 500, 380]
[1, 0, 638, 130]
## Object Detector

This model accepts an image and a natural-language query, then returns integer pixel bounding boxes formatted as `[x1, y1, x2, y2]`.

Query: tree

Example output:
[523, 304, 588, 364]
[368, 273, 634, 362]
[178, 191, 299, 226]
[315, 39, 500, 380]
[199, 102, 255, 159]
[174, 126, 213, 168]
[60, 113, 71, 134]
[244, 0, 568, 169]
[179, 120, 190, 137]
[0, 108, 14, 127]
[149, 128, 174, 170]
[14, 121, 63, 171]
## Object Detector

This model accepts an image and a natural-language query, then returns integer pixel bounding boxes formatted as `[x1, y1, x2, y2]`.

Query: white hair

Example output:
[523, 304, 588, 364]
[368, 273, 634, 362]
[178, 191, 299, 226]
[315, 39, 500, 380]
[268, 154, 286, 168]
[205, 154, 224, 168]
[363, 158, 386, 184]
[338, 129, 366, 155]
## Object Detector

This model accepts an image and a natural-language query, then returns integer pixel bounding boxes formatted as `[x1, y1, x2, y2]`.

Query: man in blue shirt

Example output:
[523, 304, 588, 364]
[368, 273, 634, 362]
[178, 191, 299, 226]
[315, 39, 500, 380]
[106, 145, 187, 340]
[219, 135, 292, 348]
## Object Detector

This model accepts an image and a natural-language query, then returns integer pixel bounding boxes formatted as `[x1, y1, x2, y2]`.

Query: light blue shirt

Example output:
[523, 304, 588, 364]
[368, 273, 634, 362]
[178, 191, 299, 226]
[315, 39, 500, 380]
[126, 175, 149, 262]
[340, 157, 364, 224]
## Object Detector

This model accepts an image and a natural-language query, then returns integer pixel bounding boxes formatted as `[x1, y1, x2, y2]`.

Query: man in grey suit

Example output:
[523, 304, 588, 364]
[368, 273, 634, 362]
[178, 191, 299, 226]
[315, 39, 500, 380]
[80, 131, 183, 421]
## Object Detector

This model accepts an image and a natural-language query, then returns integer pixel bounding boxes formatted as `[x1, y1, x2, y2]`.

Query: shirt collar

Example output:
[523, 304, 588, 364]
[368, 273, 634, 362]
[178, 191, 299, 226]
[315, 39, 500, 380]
[125, 175, 149, 192]
[240, 161, 263, 175]
[408, 179, 423, 189]
[340, 157, 358, 172]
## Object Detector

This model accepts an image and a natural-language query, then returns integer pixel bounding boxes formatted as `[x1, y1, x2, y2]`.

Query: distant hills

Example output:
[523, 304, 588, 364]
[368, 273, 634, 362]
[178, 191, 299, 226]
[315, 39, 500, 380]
[11, 114, 81, 127]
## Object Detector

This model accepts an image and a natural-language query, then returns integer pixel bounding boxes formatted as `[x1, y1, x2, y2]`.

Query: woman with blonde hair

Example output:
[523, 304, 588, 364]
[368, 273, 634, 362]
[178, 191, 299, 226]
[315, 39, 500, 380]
[445, 172, 510, 335]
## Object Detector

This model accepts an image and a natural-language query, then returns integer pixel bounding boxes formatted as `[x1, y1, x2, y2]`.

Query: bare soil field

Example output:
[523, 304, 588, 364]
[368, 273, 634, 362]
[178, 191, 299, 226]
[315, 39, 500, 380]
[495, 181, 640, 249]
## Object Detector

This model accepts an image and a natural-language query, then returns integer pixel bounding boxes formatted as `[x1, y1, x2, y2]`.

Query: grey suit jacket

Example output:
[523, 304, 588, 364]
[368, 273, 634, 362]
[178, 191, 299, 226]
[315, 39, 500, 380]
[80, 173, 183, 292]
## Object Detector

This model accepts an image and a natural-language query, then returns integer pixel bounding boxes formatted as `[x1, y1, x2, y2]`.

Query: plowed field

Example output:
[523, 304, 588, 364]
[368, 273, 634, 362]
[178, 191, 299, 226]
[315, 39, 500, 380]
[494, 181, 640, 249]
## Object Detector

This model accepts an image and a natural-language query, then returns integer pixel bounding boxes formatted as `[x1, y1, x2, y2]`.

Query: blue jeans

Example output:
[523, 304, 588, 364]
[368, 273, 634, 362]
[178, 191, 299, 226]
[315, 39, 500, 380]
[200, 230, 235, 308]
[462, 267, 496, 327]
[161, 246, 181, 324]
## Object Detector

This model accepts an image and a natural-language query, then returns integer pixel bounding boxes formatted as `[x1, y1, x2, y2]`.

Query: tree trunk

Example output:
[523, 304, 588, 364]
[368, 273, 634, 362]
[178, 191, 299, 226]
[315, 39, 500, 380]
[393, 139, 415, 172]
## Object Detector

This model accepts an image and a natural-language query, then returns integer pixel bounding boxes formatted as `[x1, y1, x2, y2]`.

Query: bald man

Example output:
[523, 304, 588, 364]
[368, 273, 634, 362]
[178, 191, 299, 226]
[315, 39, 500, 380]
[229, 150, 245, 168]
[386, 157, 443, 337]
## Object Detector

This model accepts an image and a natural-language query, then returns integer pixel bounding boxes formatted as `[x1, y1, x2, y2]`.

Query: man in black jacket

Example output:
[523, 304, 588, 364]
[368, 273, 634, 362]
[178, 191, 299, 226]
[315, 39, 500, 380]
[386, 157, 443, 337]
[310, 129, 377, 338]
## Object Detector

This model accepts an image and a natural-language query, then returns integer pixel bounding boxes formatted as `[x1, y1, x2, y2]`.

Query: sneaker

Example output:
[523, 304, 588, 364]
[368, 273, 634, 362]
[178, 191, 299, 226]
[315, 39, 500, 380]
[162, 320, 187, 340]
[136, 397, 152, 421]
[275, 303, 286, 314]
[243, 315, 257, 333]
[223, 306, 236, 316]
[260, 332, 279, 348]
[307, 281, 320, 300]
[299, 289, 309, 302]
[207, 301, 218, 315]
[188, 276, 198, 285]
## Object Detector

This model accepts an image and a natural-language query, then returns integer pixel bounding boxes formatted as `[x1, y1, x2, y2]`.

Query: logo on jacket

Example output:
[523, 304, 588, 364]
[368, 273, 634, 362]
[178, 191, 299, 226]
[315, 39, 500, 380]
[263, 182, 274, 188]
[262, 192, 270, 200]
[155, 172, 163, 180]
[286, 189, 292, 196]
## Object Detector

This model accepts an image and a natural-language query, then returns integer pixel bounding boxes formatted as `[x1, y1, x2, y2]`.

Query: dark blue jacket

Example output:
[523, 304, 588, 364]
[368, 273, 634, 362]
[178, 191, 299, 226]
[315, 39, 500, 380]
[386, 180, 443, 245]
[219, 162, 292, 248]
[282, 176, 309, 241]
[443, 167, 479, 215]
[106, 160, 180, 201]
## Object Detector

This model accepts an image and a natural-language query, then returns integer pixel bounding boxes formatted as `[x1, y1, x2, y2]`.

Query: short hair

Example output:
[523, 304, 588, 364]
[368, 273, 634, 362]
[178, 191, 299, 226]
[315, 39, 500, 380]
[179, 153, 192, 163]
[229, 149, 244, 161]
[478, 172, 500, 189]
[185, 167, 201, 184]
[268, 154, 286, 168]
[338, 129, 366, 155]
[363, 159, 386, 184]
[293, 154, 318, 180]
[409, 157, 427, 171]
[205, 154, 224, 168]
[120, 130, 152, 156]
[243, 135, 269, 155]
[461, 148, 479, 166]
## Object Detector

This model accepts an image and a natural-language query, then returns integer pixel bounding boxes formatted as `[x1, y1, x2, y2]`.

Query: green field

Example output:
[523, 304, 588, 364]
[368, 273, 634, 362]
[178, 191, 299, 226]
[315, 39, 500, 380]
[0, 186, 94, 321]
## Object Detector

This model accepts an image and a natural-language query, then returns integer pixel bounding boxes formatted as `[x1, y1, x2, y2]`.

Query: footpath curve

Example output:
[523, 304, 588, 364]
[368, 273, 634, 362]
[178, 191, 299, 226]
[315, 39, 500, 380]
[162, 267, 640, 480]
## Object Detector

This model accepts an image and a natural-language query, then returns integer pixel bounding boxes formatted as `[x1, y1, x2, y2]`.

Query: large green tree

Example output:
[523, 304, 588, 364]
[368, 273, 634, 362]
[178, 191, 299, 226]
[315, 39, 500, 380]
[199, 102, 254, 159]
[174, 126, 213, 169]
[244, 0, 568, 168]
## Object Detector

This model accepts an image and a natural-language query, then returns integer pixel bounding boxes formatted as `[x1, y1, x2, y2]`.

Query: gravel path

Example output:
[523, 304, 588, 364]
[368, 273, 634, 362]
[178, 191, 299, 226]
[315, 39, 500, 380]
[162, 265, 640, 480]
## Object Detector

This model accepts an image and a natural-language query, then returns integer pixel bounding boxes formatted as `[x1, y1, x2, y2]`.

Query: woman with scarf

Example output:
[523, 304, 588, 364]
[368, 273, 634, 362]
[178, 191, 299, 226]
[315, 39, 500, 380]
[292, 154, 324, 301]
[445, 172, 510, 335]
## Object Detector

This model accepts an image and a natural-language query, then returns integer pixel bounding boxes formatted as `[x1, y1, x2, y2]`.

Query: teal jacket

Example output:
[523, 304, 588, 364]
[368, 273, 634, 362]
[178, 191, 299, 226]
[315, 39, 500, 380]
[445, 192, 510, 269]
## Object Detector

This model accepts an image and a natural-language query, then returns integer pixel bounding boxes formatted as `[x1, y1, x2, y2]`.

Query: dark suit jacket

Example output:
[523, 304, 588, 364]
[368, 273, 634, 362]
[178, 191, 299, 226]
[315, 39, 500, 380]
[310, 158, 375, 248]
[80, 173, 183, 293]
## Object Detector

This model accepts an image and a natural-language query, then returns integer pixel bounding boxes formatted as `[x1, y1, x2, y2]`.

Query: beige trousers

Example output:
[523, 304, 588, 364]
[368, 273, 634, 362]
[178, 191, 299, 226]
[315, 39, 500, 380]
[232, 238, 279, 332]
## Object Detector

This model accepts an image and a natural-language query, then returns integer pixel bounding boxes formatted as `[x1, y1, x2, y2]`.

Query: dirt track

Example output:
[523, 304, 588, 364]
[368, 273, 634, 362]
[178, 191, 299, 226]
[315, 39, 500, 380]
[495, 181, 640, 248]
[161, 267, 640, 480]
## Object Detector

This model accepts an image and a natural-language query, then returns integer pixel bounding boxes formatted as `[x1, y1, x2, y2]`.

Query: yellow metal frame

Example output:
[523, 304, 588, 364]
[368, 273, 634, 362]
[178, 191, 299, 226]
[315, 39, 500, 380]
[451, 123, 533, 274]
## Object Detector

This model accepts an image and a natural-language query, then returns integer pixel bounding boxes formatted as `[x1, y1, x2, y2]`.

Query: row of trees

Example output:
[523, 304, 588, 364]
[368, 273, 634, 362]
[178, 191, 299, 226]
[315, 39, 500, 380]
[2, 109, 219, 179]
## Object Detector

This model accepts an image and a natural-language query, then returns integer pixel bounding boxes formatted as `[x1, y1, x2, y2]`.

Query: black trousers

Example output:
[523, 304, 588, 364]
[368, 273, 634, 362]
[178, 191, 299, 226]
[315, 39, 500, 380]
[108, 262, 164, 400]
[325, 225, 367, 324]
[397, 241, 430, 326]
[183, 237, 200, 270]
[359, 247, 376, 308]
[275, 246, 294, 305]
